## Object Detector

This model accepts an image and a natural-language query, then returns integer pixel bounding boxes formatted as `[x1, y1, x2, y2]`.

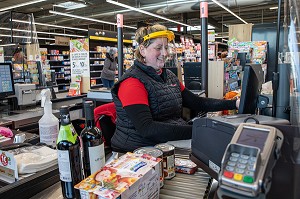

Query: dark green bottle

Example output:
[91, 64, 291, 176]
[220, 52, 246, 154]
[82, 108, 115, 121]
[81, 101, 105, 177]
[57, 106, 82, 199]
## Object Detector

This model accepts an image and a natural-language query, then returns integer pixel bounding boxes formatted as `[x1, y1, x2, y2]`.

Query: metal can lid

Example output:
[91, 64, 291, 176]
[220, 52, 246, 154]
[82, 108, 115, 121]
[154, 143, 175, 152]
[133, 147, 163, 158]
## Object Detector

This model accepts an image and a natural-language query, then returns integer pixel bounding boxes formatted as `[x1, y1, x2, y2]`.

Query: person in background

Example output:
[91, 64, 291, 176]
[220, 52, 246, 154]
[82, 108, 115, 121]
[101, 48, 118, 88]
[111, 24, 239, 152]
[12, 47, 26, 63]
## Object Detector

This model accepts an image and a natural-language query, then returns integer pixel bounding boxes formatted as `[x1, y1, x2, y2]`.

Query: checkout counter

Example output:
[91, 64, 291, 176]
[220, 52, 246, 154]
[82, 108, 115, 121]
[1, 86, 299, 199]
[0, 84, 86, 133]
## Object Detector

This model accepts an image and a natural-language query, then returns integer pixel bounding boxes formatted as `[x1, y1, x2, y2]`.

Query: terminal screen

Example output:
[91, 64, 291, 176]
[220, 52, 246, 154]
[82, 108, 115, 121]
[0, 64, 14, 94]
[237, 127, 269, 151]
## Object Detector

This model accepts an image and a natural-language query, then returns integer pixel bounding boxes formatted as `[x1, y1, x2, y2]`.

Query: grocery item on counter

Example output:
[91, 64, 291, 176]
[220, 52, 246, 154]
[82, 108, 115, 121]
[134, 146, 164, 188]
[175, 158, 198, 174]
[154, 143, 176, 179]
[75, 152, 160, 199]
[81, 101, 105, 178]
[57, 106, 83, 199]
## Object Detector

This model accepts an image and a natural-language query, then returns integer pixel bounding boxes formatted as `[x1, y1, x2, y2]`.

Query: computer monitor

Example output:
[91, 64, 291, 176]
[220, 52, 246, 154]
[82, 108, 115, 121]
[183, 62, 201, 88]
[238, 64, 264, 114]
[0, 63, 15, 99]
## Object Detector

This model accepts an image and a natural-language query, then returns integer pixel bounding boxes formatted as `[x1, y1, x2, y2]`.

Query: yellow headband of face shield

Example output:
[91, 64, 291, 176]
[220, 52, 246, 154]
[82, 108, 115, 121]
[143, 30, 175, 43]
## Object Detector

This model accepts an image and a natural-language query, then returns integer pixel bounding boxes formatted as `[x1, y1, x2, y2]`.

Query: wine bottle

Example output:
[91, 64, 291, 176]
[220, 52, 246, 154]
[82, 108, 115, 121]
[57, 106, 83, 199]
[81, 101, 105, 177]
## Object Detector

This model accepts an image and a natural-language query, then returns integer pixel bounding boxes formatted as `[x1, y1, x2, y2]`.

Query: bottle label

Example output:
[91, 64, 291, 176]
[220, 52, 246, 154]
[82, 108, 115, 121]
[57, 150, 72, 182]
[39, 124, 59, 147]
[88, 143, 105, 174]
[57, 125, 78, 144]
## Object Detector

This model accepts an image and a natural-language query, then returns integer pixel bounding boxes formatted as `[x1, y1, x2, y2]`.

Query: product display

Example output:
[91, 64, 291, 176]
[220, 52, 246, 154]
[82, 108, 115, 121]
[57, 106, 83, 199]
[41, 45, 71, 91]
[81, 101, 105, 178]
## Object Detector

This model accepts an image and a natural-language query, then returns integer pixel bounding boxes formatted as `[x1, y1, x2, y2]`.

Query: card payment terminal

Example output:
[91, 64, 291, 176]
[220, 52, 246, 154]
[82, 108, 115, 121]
[218, 123, 283, 198]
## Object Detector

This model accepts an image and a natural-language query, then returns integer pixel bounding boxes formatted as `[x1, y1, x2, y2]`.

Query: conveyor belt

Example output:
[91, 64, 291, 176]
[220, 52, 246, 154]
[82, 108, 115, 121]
[159, 152, 213, 199]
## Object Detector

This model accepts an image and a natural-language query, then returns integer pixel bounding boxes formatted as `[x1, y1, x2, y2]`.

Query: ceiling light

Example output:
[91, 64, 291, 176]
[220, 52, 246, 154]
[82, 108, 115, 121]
[215, 36, 229, 38]
[49, 10, 137, 29]
[269, 6, 279, 10]
[0, 43, 17, 47]
[54, 1, 87, 10]
[11, 19, 88, 32]
[106, 0, 198, 29]
[211, 0, 248, 24]
[0, 34, 55, 41]
[0, 0, 47, 12]
[0, 27, 85, 38]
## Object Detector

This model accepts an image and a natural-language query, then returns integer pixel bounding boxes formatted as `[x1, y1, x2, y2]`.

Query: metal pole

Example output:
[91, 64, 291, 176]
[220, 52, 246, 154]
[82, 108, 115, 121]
[275, 0, 282, 72]
[272, 0, 282, 117]
[200, 0, 208, 96]
[10, 11, 13, 43]
[117, 14, 124, 79]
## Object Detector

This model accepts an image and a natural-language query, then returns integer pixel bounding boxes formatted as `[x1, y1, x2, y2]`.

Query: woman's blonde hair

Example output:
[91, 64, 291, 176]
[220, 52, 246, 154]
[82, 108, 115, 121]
[134, 24, 167, 62]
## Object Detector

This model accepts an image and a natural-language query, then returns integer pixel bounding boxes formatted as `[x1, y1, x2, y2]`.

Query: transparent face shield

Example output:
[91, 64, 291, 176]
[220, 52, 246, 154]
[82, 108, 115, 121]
[142, 30, 178, 70]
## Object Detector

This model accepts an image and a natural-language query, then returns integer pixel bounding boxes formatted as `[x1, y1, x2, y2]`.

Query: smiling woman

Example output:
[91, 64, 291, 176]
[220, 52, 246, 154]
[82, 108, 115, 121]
[110, 24, 238, 153]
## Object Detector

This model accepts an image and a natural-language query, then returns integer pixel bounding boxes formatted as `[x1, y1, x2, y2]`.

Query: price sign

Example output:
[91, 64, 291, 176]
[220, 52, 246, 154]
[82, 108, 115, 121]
[200, 2, 208, 18]
[70, 51, 90, 77]
[117, 14, 123, 28]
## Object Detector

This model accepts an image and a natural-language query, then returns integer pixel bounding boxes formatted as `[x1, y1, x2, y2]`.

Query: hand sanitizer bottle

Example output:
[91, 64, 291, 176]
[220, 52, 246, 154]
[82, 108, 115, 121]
[39, 88, 59, 147]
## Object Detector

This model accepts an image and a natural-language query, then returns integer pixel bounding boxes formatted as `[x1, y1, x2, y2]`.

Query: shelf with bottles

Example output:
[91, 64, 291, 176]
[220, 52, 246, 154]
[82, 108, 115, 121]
[88, 34, 133, 89]
[27, 60, 40, 84]
[12, 63, 30, 83]
[176, 43, 201, 64]
[124, 47, 134, 69]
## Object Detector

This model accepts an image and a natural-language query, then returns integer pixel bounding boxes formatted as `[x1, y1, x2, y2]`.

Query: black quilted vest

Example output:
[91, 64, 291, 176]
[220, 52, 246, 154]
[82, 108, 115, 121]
[111, 60, 187, 152]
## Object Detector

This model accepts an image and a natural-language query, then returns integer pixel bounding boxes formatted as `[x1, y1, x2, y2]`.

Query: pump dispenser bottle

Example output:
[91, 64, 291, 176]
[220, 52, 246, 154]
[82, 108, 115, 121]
[38, 88, 59, 147]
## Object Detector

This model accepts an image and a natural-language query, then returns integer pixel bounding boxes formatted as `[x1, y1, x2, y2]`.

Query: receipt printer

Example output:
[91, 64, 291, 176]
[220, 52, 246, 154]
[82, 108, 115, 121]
[190, 114, 289, 180]
[14, 84, 37, 106]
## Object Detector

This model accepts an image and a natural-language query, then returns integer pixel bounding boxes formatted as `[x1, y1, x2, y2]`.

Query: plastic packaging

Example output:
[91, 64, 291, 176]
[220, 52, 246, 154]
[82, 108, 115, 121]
[38, 88, 59, 147]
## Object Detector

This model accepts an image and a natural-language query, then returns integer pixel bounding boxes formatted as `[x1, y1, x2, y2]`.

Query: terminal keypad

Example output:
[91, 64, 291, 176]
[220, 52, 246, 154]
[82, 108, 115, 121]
[223, 152, 256, 183]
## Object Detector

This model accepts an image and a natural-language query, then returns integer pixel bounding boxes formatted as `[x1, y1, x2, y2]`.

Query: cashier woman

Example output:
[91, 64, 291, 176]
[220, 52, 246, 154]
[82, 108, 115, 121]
[110, 24, 239, 152]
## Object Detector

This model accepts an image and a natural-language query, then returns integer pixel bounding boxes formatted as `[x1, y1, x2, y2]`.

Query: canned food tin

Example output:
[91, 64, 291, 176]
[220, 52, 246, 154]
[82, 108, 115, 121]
[134, 147, 164, 188]
[154, 143, 175, 179]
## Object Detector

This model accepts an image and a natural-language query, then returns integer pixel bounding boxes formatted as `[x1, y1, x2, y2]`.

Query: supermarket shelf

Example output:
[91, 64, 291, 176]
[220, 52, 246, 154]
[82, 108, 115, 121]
[57, 83, 70, 86]
[50, 66, 64, 68]
[91, 84, 103, 88]
[47, 54, 69, 56]
[90, 64, 104, 66]
[90, 77, 101, 80]
[89, 51, 103, 53]
[90, 58, 105, 60]
[49, 60, 70, 62]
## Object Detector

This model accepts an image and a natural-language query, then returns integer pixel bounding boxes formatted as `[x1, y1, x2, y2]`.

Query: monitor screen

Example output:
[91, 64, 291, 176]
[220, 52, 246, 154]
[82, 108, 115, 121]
[237, 127, 269, 151]
[0, 63, 15, 99]
[238, 64, 264, 114]
[183, 62, 201, 89]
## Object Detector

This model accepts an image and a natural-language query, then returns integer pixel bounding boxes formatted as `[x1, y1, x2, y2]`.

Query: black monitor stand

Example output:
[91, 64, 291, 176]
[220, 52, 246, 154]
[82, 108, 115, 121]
[0, 96, 19, 115]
